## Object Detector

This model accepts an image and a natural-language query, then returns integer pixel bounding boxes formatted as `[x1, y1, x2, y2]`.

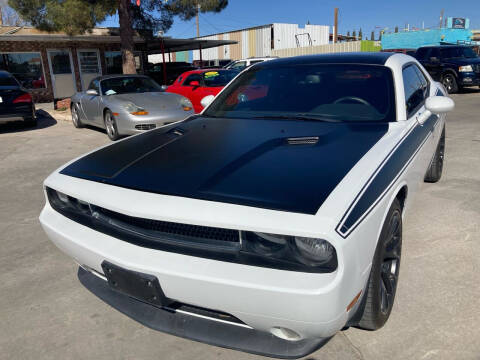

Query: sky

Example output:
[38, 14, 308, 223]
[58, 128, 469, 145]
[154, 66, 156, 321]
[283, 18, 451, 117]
[100, 0, 480, 39]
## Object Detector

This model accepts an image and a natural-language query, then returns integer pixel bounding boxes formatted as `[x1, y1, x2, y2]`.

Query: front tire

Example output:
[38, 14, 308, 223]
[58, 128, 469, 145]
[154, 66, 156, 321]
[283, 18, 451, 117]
[71, 103, 83, 128]
[104, 109, 120, 141]
[357, 198, 402, 330]
[442, 73, 459, 94]
[424, 126, 445, 183]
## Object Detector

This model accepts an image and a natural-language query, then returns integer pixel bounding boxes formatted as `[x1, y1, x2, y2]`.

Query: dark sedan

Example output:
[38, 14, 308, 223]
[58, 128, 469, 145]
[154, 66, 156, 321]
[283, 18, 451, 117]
[0, 71, 36, 127]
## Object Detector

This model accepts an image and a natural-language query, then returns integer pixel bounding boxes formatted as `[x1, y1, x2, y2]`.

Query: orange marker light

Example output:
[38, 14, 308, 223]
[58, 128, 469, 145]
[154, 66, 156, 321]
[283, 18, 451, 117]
[131, 111, 149, 115]
[183, 106, 192, 111]
[347, 291, 362, 312]
[112, 112, 119, 116]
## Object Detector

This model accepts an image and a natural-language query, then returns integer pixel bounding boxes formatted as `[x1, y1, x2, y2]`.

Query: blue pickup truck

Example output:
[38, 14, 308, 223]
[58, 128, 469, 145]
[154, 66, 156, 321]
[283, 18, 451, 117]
[415, 45, 480, 93]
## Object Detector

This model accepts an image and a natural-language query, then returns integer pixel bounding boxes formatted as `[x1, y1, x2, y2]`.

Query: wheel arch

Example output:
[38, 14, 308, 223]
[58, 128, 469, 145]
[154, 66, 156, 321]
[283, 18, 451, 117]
[441, 68, 458, 80]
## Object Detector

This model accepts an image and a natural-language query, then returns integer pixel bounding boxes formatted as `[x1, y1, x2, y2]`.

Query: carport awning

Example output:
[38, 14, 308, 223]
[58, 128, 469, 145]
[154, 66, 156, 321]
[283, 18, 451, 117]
[146, 38, 237, 54]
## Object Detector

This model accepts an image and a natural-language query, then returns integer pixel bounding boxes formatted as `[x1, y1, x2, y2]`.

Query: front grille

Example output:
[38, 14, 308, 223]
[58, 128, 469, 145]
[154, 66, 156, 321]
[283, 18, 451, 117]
[97, 206, 240, 243]
[135, 124, 156, 130]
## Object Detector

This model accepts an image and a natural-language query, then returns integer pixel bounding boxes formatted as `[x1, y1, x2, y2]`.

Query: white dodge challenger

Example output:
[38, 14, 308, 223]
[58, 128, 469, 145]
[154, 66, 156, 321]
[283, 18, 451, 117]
[40, 53, 454, 358]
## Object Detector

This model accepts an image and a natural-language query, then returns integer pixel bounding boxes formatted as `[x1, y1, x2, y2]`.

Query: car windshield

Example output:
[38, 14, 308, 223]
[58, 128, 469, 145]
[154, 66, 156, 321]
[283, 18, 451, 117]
[440, 47, 478, 59]
[100, 76, 161, 95]
[203, 64, 396, 122]
[202, 70, 238, 87]
[0, 74, 19, 87]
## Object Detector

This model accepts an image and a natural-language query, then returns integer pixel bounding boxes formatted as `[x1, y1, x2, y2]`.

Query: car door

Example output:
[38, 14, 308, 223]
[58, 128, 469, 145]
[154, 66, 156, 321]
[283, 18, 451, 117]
[421, 48, 442, 81]
[80, 79, 101, 124]
[181, 73, 204, 112]
[402, 64, 436, 182]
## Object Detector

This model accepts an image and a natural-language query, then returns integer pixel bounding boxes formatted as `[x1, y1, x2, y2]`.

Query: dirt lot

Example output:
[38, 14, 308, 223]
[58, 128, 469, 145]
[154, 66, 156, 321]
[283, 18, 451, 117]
[1, 91, 479, 360]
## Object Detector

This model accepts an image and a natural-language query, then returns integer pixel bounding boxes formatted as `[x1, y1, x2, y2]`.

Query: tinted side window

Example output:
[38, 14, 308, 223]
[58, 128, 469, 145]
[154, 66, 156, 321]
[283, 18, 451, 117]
[88, 79, 99, 92]
[415, 48, 430, 60]
[183, 74, 202, 86]
[403, 65, 426, 117]
[413, 65, 429, 97]
[430, 48, 440, 59]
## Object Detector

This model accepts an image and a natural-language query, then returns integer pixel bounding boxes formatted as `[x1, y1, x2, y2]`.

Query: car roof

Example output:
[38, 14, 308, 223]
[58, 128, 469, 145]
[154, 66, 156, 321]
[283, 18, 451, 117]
[418, 45, 472, 49]
[259, 52, 395, 67]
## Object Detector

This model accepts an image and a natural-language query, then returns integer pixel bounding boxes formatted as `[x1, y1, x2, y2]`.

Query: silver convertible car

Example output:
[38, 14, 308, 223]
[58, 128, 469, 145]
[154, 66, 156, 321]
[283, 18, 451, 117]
[70, 75, 194, 140]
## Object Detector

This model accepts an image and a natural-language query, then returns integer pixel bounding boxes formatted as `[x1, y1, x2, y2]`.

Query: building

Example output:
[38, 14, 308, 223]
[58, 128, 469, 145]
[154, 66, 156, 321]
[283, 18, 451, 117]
[192, 23, 330, 61]
[0, 26, 234, 103]
[381, 17, 478, 50]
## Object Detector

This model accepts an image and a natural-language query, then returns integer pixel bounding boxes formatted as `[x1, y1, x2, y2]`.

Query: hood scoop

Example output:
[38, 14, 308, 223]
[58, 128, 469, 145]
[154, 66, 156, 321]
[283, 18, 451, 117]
[286, 136, 319, 145]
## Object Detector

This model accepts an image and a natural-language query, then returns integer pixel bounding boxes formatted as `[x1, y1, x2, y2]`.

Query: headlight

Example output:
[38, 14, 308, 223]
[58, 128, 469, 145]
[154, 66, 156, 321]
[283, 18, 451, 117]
[243, 231, 337, 270]
[294, 237, 336, 266]
[459, 65, 473, 72]
[46, 188, 91, 215]
[124, 102, 149, 115]
[180, 97, 193, 111]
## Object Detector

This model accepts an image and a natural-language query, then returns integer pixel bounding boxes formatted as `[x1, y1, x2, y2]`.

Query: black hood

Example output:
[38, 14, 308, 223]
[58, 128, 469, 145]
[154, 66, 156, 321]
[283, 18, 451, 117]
[61, 116, 388, 214]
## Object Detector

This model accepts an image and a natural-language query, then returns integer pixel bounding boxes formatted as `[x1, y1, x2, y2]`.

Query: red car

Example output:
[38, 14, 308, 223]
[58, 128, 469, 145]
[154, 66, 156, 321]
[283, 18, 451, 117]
[166, 69, 239, 113]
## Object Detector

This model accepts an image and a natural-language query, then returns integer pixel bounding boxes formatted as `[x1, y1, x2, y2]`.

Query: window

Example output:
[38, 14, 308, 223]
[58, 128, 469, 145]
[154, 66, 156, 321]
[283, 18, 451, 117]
[202, 70, 238, 87]
[403, 65, 427, 117]
[0, 72, 20, 86]
[204, 64, 396, 122]
[229, 61, 246, 70]
[105, 51, 142, 74]
[440, 47, 477, 59]
[78, 51, 100, 74]
[183, 74, 202, 86]
[415, 48, 430, 61]
[100, 76, 161, 95]
[88, 79, 100, 92]
[0, 52, 46, 89]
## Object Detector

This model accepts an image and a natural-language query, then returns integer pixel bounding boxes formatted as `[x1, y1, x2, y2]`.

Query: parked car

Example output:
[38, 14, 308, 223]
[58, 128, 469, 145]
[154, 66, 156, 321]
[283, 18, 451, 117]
[224, 56, 278, 71]
[70, 75, 194, 140]
[166, 69, 238, 113]
[40, 53, 454, 359]
[415, 45, 480, 93]
[193, 59, 232, 68]
[147, 62, 197, 86]
[0, 70, 36, 127]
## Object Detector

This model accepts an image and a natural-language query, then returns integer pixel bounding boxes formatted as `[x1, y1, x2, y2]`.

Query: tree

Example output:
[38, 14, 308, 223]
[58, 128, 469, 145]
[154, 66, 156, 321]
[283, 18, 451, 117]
[370, 31, 375, 41]
[8, 0, 228, 74]
[352, 30, 357, 39]
[395, 26, 399, 33]
[358, 28, 363, 40]
[0, 0, 24, 25]
[346, 31, 350, 37]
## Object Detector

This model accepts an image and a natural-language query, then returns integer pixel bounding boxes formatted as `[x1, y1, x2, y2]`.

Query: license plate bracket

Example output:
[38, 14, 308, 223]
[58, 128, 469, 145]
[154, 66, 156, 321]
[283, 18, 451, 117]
[101, 261, 170, 307]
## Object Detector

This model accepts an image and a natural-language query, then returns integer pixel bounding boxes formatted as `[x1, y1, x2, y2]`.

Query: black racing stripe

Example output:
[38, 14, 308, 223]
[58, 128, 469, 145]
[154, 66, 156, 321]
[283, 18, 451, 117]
[60, 117, 389, 215]
[337, 115, 438, 237]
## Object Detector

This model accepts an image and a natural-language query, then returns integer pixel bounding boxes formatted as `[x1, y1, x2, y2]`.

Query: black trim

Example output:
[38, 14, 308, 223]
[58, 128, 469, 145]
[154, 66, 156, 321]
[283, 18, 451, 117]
[337, 114, 439, 237]
[78, 267, 331, 359]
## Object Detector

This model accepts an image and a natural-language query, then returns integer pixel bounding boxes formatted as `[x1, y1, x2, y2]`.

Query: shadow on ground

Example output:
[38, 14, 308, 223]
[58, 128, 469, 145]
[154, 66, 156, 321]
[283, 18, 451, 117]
[0, 109, 57, 134]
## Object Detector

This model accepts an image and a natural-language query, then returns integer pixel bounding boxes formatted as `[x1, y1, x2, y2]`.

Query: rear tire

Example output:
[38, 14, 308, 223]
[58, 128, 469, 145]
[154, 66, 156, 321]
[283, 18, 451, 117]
[357, 198, 402, 331]
[442, 73, 458, 94]
[71, 103, 83, 128]
[104, 109, 120, 141]
[424, 126, 445, 183]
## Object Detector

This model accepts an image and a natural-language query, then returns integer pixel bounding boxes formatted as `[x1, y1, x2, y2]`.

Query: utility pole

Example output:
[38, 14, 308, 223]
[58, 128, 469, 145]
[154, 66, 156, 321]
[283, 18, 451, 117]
[0, 7, 3, 26]
[333, 7, 338, 43]
[196, 1, 200, 37]
[439, 9, 444, 29]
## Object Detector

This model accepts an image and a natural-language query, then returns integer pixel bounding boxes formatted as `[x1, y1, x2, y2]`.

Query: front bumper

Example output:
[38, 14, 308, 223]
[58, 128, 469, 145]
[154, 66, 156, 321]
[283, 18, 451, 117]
[78, 267, 331, 358]
[115, 110, 194, 135]
[458, 72, 480, 86]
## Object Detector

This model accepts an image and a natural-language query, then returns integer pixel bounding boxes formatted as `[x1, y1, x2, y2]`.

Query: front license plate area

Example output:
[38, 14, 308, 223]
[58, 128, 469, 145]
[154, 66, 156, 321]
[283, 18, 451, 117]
[101, 261, 170, 307]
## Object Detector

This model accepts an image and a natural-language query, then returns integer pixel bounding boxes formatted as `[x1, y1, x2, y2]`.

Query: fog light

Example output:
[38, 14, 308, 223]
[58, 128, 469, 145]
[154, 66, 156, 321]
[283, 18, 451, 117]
[270, 327, 302, 341]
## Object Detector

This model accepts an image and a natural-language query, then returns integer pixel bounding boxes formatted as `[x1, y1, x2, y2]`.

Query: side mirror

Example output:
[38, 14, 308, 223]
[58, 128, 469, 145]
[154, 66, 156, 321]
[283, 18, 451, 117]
[189, 80, 200, 87]
[200, 94, 215, 109]
[86, 89, 98, 96]
[418, 96, 455, 123]
[160, 85, 168, 91]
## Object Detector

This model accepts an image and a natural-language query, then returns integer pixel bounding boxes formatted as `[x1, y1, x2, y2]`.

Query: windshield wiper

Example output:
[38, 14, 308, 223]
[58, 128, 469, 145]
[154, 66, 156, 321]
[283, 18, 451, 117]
[252, 114, 341, 122]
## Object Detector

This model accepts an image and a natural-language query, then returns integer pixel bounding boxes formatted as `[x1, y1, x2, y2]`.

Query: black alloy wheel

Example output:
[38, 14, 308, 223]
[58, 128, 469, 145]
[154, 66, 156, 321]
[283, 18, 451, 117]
[357, 198, 402, 330]
[442, 74, 459, 94]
